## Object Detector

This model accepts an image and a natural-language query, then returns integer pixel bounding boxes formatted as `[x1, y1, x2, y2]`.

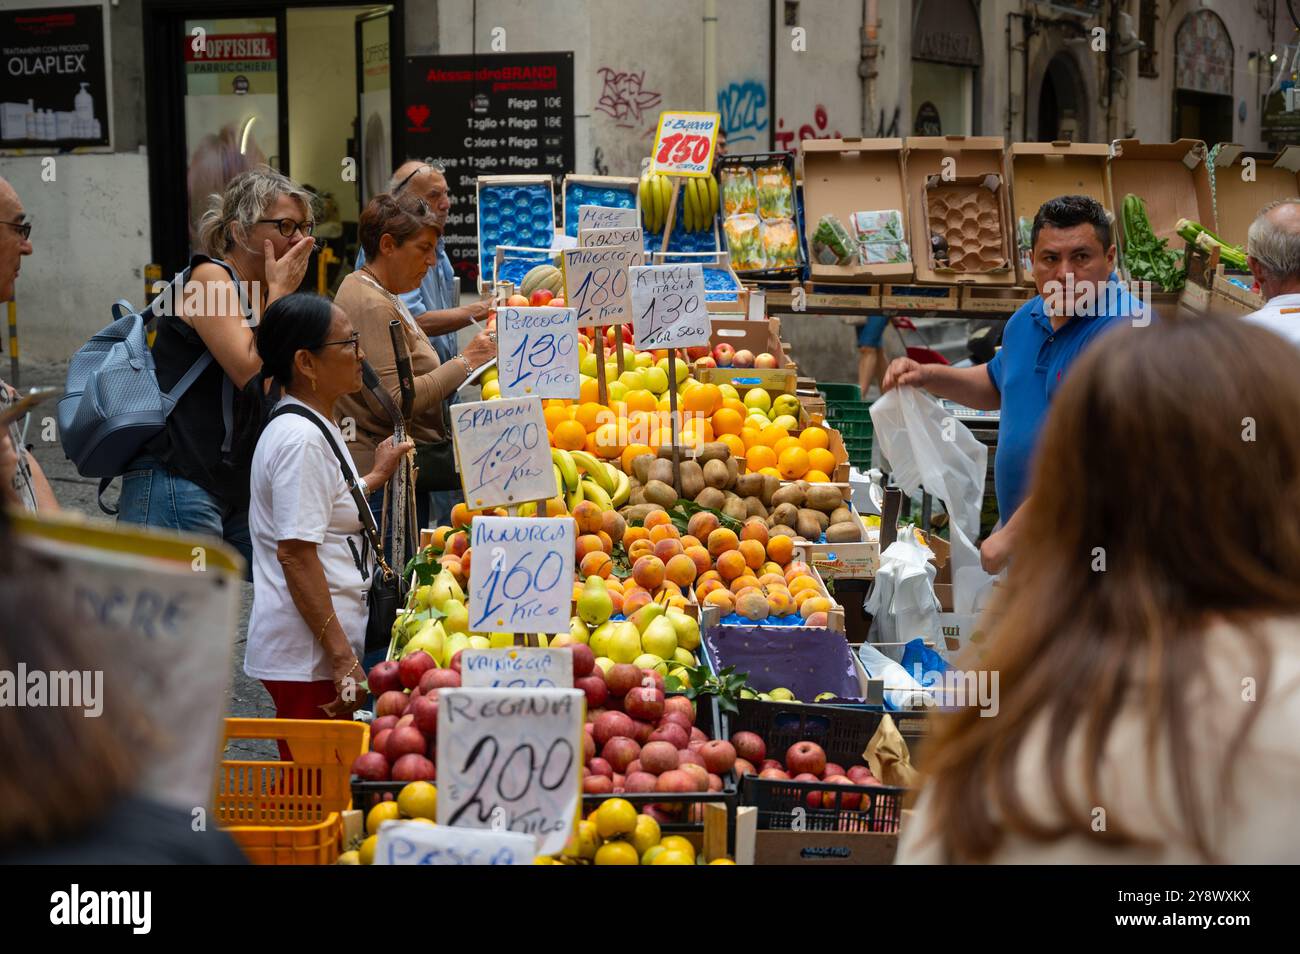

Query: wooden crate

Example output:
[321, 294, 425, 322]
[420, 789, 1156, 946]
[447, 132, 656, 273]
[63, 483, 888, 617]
[880, 283, 960, 310]
[697, 564, 844, 633]
[959, 285, 1034, 314]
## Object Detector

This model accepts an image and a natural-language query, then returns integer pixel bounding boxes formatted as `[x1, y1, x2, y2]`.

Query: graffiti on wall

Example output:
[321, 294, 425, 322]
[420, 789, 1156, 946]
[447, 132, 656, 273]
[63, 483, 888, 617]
[594, 66, 663, 128]
[717, 80, 769, 148]
[774, 105, 841, 153]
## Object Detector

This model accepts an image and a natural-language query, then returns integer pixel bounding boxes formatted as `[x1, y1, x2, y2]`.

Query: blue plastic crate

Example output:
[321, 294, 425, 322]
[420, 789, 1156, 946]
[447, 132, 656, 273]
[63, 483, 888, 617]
[563, 180, 637, 237]
[478, 182, 555, 285]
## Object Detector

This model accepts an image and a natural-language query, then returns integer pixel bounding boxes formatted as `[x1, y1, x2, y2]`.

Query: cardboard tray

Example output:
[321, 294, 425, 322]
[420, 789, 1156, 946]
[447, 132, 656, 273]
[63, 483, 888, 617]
[921, 173, 1013, 279]
[1006, 141, 1113, 286]
[561, 174, 638, 237]
[697, 564, 845, 634]
[801, 138, 914, 283]
[717, 152, 805, 281]
[1210, 144, 1300, 248]
[1108, 139, 1214, 250]
[904, 136, 1014, 286]
[804, 284, 884, 310]
[475, 175, 557, 292]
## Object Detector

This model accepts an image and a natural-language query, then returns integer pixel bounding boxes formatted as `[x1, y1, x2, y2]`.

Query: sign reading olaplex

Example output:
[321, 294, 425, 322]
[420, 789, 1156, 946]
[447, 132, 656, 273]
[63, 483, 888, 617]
[1, 5, 110, 147]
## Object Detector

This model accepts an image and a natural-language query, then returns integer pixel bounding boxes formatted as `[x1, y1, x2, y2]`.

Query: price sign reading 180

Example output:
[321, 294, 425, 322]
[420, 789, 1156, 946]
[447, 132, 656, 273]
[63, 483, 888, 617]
[630, 263, 709, 350]
[650, 111, 720, 178]
[562, 246, 643, 328]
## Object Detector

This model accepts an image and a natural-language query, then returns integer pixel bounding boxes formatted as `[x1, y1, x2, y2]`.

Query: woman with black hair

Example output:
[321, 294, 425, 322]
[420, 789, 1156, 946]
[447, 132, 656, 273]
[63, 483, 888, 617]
[244, 293, 411, 724]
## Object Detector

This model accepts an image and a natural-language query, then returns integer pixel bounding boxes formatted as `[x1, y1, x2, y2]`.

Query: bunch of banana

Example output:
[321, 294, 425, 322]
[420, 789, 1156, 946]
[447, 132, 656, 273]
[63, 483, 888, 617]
[682, 175, 719, 233]
[639, 169, 673, 234]
[551, 447, 631, 511]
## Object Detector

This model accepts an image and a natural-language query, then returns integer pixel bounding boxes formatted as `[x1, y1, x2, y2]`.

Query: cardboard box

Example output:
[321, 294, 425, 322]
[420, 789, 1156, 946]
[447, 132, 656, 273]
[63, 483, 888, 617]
[792, 495, 878, 580]
[904, 136, 1015, 286]
[804, 287, 883, 310]
[921, 173, 1014, 280]
[751, 830, 899, 865]
[801, 138, 914, 283]
[959, 285, 1035, 314]
[1108, 139, 1214, 249]
[1211, 144, 1300, 248]
[698, 317, 796, 391]
[1007, 141, 1113, 286]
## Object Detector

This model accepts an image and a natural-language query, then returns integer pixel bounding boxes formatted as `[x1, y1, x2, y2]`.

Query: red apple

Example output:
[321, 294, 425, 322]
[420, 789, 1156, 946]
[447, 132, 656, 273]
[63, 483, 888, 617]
[370, 715, 398, 738]
[583, 733, 596, 762]
[529, 289, 554, 306]
[410, 693, 440, 737]
[734, 757, 757, 777]
[754, 352, 778, 369]
[371, 729, 393, 760]
[624, 686, 664, 721]
[695, 356, 717, 369]
[794, 772, 822, 809]
[848, 765, 882, 786]
[575, 674, 608, 709]
[648, 723, 689, 750]
[583, 774, 613, 794]
[678, 762, 709, 790]
[639, 741, 680, 775]
[375, 690, 410, 719]
[732, 349, 754, 368]
[449, 649, 465, 672]
[570, 644, 596, 678]
[786, 741, 827, 778]
[386, 725, 427, 762]
[821, 775, 862, 810]
[588, 757, 613, 779]
[713, 343, 735, 367]
[655, 769, 697, 793]
[398, 650, 436, 690]
[640, 670, 665, 694]
[351, 751, 389, 781]
[604, 694, 623, 713]
[631, 719, 655, 745]
[367, 660, 402, 696]
[601, 737, 641, 773]
[731, 731, 766, 764]
[699, 740, 736, 775]
[593, 711, 636, 747]
[418, 668, 460, 693]
[678, 748, 706, 769]
[660, 710, 693, 733]
[612, 773, 625, 793]
[708, 773, 724, 792]
[624, 771, 658, 793]
[824, 762, 846, 780]
[605, 663, 642, 697]
[662, 695, 695, 724]
[760, 759, 783, 773]
[689, 727, 707, 746]
[758, 767, 790, 780]
[626, 759, 642, 775]
[391, 753, 436, 782]
[685, 345, 711, 360]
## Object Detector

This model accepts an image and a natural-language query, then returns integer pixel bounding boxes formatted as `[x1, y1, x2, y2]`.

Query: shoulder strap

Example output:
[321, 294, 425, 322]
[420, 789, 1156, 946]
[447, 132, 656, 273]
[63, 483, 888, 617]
[269, 404, 396, 579]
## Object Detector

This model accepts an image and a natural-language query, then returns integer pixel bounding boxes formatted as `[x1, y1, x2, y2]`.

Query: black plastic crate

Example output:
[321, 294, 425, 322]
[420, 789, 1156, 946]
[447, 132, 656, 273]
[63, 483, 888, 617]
[739, 773, 904, 833]
[724, 698, 889, 768]
[717, 152, 804, 282]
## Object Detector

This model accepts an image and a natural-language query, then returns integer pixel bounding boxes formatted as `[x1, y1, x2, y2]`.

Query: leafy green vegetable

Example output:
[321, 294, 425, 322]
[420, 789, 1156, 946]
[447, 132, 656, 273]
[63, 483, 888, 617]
[1176, 217, 1248, 270]
[1122, 194, 1185, 291]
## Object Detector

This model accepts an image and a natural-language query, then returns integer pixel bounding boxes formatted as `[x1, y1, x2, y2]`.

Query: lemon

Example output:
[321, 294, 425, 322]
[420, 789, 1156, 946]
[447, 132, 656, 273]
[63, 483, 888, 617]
[659, 835, 696, 860]
[718, 383, 740, 401]
[366, 800, 401, 835]
[651, 849, 695, 865]
[336, 850, 360, 865]
[640, 844, 667, 865]
[397, 781, 438, 820]
[594, 840, 640, 865]
[481, 378, 501, 400]
[594, 797, 637, 838]
[631, 814, 662, 856]
[575, 819, 600, 860]
[480, 367, 498, 384]
[359, 834, 378, 865]
[708, 857, 737, 865]
[743, 388, 773, 413]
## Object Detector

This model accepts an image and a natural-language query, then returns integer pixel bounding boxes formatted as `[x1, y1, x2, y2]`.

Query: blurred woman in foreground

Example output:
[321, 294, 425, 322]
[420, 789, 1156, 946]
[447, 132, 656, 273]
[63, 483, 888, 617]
[897, 315, 1300, 864]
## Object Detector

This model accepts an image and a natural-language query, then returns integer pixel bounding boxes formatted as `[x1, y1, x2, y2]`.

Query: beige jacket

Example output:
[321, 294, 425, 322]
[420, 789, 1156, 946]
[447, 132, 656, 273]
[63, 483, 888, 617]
[897, 617, 1300, 864]
[334, 271, 467, 474]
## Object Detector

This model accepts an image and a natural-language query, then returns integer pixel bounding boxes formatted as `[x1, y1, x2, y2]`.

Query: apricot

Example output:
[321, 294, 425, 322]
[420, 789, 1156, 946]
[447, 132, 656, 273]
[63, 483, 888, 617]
[632, 555, 666, 590]
[623, 526, 649, 546]
[572, 500, 604, 534]
[429, 526, 452, 550]
[766, 588, 795, 616]
[793, 588, 822, 609]
[789, 575, 820, 596]
[643, 510, 673, 531]
[703, 589, 735, 614]
[767, 535, 794, 567]
[735, 591, 770, 621]
[450, 502, 475, 529]
[707, 528, 740, 558]
[716, 550, 747, 582]
[729, 575, 761, 595]
[783, 560, 812, 583]
[628, 539, 656, 563]
[738, 539, 766, 570]
[685, 546, 713, 578]
[665, 553, 698, 587]
[623, 589, 653, 616]
[649, 523, 679, 544]
[739, 518, 769, 549]
[601, 509, 627, 546]
[608, 590, 625, 615]
[680, 534, 702, 550]
[687, 511, 720, 541]
[695, 578, 724, 600]
[799, 596, 832, 619]
[654, 538, 685, 563]
[758, 572, 787, 589]
[597, 531, 613, 553]
[803, 610, 829, 628]
[580, 551, 613, 579]
[576, 534, 606, 560]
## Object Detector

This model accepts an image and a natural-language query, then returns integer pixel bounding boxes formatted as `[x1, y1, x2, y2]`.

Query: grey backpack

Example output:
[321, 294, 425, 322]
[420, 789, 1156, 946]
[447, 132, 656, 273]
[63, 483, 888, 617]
[58, 257, 239, 510]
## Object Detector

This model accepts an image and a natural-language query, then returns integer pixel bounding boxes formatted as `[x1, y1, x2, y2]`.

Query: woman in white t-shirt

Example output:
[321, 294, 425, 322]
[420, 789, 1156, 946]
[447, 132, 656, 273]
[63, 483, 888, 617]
[245, 293, 411, 725]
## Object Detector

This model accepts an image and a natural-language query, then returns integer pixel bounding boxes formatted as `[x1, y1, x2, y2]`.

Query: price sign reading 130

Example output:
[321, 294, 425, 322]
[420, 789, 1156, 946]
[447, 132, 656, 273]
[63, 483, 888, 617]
[629, 263, 709, 350]
[650, 111, 720, 178]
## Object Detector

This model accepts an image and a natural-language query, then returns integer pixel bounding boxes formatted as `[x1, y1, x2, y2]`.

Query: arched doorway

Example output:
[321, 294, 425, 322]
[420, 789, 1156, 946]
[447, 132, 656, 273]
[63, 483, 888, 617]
[1173, 9, 1233, 145]
[1037, 52, 1087, 141]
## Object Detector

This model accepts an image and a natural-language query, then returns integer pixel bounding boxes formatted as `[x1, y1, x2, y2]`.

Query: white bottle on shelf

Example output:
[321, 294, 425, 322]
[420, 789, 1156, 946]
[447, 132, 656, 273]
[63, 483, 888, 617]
[43, 110, 56, 140]
[91, 118, 101, 139]
[75, 82, 93, 124]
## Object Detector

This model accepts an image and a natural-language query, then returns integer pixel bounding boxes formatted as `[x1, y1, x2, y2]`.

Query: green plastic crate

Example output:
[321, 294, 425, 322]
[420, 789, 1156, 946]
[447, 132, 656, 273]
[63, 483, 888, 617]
[817, 382, 861, 403]
[827, 403, 871, 423]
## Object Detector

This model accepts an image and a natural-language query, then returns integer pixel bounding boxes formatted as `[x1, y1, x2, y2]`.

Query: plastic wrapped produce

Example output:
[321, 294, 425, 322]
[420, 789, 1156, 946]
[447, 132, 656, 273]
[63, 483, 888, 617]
[860, 241, 911, 265]
[725, 213, 765, 271]
[811, 213, 858, 266]
[755, 165, 794, 219]
[850, 209, 905, 244]
[720, 167, 757, 216]
[760, 217, 799, 269]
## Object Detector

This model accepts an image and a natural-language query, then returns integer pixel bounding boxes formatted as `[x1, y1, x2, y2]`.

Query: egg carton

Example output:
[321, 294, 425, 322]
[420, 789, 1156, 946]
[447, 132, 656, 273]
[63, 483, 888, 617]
[476, 175, 556, 291]
[921, 174, 1011, 275]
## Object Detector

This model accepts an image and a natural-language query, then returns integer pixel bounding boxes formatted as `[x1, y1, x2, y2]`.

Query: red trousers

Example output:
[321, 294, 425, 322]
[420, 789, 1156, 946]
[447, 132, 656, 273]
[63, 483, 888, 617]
[261, 679, 346, 760]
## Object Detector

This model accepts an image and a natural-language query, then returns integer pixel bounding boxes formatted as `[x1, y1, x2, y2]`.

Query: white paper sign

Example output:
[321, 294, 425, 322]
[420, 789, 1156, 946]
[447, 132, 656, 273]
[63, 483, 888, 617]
[496, 306, 579, 399]
[461, 647, 574, 688]
[630, 263, 710, 349]
[375, 820, 536, 865]
[450, 397, 554, 508]
[468, 517, 575, 634]
[578, 226, 644, 249]
[437, 687, 584, 854]
[578, 205, 639, 231]
[650, 110, 721, 178]
[562, 245, 643, 328]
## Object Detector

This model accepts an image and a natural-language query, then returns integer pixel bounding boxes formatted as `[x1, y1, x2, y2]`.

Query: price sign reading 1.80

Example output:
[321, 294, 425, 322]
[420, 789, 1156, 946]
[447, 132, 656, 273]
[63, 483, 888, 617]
[496, 306, 579, 399]
[467, 517, 575, 635]
[629, 263, 709, 350]
[650, 110, 720, 178]
[450, 397, 554, 508]
[562, 245, 643, 328]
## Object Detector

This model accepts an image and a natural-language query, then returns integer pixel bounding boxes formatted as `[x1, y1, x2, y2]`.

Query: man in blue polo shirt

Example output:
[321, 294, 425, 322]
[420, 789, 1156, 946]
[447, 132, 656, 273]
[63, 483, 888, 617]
[883, 195, 1143, 573]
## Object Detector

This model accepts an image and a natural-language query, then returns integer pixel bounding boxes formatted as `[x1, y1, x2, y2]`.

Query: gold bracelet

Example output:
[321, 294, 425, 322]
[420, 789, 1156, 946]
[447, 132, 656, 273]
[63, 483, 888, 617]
[317, 612, 336, 641]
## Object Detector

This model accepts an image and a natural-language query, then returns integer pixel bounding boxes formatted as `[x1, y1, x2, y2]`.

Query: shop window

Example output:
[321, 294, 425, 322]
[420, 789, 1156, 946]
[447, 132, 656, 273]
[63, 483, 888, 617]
[1139, 0, 1158, 77]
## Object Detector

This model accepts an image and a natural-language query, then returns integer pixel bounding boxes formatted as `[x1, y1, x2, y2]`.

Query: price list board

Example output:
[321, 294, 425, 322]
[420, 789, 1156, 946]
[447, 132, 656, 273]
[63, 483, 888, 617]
[404, 52, 576, 286]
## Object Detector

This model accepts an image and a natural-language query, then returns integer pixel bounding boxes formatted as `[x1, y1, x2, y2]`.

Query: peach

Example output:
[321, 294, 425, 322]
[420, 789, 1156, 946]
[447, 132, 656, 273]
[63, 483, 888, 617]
[580, 550, 613, 579]
[623, 526, 649, 546]
[793, 588, 822, 609]
[576, 534, 605, 560]
[643, 510, 672, 531]
[623, 589, 652, 616]
[447, 531, 469, 556]
[647, 523, 678, 544]
[761, 561, 784, 578]
[729, 575, 761, 595]
[608, 590, 625, 615]
[707, 528, 740, 558]
[654, 538, 685, 563]
[716, 550, 747, 582]
[450, 502, 475, 529]
[687, 511, 720, 541]
[429, 526, 452, 550]
[460, 547, 473, 576]
[736, 591, 770, 621]
[703, 589, 735, 614]
[441, 558, 463, 580]
[789, 574, 820, 596]
[632, 555, 666, 590]
[601, 509, 627, 545]
[783, 560, 812, 583]
[766, 588, 795, 616]
[597, 531, 613, 553]
[697, 569, 721, 586]
[684, 546, 713, 577]
[739, 518, 769, 549]
[680, 534, 702, 551]
[665, 553, 698, 587]
[758, 572, 787, 589]
[804, 611, 829, 628]
[604, 577, 625, 593]
[666, 594, 688, 611]
[799, 596, 832, 619]
[738, 539, 765, 570]
[767, 535, 794, 566]
[572, 500, 604, 534]
[695, 578, 724, 600]
[628, 539, 656, 563]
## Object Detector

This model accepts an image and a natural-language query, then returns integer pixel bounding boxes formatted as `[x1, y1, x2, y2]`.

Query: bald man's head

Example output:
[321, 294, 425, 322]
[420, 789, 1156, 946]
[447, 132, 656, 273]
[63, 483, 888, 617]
[0, 176, 32, 303]
[1248, 198, 1300, 298]
[388, 160, 450, 227]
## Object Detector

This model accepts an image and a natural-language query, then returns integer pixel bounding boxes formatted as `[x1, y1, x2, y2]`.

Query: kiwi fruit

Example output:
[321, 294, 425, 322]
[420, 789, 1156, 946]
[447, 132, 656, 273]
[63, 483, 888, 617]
[800, 507, 831, 532]
[805, 485, 844, 513]
[697, 442, 730, 464]
[829, 506, 855, 527]
[702, 459, 730, 489]
[771, 502, 800, 529]
[744, 496, 768, 518]
[679, 460, 705, 500]
[734, 473, 764, 499]
[825, 522, 864, 543]
[631, 454, 655, 485]
[723, 497, 749, 522]
[760, 474, 782, 506]
[796, 511, 824, 541]
[648, 458, 675, 487]
[771, 484, 805, 509]
[643, 480, 679, 509]
[695, 487, 726, 511]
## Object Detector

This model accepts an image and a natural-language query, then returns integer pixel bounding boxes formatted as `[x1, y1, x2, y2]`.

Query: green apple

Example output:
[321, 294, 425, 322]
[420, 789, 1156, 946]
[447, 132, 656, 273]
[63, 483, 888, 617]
[634, 349, 654, 369]
[719, 383, 740, 402]
[743, 388, 773, 414]
[643, 366, 669, 394]
[608, 380, 628, 402]
[657, 356, 688, 385]
[773, 394, 801, 418]
[604, 363, 620, 383]
[640, 616, 679, 659]
[608, 621, 643, 664]
[772, 414, 799, 432]
[580, 353, 599, 377]
[622, 347, 638, 368]
[619, 369, 647, 391]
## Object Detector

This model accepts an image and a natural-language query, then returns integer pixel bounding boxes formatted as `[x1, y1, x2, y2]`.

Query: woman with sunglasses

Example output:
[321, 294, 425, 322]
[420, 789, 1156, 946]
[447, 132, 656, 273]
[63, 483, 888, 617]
[116, 167, 317, 568]
[335, 192, 495, 539]
[244, 293, 412, 725]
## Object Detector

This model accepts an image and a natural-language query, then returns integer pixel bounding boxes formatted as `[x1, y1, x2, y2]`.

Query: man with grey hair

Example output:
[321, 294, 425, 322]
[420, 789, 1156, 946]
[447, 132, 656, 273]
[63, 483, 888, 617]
[1244, 198, 1300, 347]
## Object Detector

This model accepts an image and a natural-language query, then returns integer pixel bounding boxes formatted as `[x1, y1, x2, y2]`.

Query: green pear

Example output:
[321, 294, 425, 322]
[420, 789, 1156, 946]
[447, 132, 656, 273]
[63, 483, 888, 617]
[413, 584, 436, 611]
[640, 615, 678, 659]
[769, 687, 795, 702]
[634, 653, 668, 675]
[568, 617, 591, 645]
[442, 632, 471, 668]
[467, 635, 491, 650]
[666, 609, 700, 651]
[668, 666, 690, 683]
[673, 647, 696, 667]
[594, 656, 615, 675]
[740, 688, 758, 699]
[430, 568, 465, 610]
[757, 692, 772, 701]
[577, 576, 613, 627]
[608, 621, 643, 664]
[630, 600, 666, 635]
[589, 621, 618, 658]
[403, 620, 446, 662]
[442, 598, 469, 634]
[814, 692, 836, 702]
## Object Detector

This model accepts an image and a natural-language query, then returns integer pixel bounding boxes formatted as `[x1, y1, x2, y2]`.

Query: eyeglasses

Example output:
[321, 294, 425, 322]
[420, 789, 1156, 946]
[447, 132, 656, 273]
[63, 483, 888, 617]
[257, 217, 314, 238]
[393, 160, 446, 195]
[317, 332, 361, 356]
[1, 217, 32, 241]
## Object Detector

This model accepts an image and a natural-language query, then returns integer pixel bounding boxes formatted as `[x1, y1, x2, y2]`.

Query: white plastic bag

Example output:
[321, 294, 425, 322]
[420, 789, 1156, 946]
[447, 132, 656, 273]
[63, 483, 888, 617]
[857, 641, 929, 710]
[864, 526, 940, 646]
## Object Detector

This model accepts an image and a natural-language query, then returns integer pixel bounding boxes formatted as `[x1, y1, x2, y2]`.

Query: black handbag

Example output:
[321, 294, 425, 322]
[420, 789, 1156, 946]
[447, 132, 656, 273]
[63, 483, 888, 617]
[269, 404, 406, 654]
[414, 438, 460, 493]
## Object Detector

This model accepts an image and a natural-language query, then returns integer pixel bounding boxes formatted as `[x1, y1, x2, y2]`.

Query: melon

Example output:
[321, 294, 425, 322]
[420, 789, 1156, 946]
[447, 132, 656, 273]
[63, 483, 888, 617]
[520, 264, 564, 298]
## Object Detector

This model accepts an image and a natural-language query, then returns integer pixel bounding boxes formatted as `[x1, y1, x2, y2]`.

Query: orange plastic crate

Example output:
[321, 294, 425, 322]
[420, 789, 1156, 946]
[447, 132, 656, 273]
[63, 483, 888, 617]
[215, 718, 369, 865]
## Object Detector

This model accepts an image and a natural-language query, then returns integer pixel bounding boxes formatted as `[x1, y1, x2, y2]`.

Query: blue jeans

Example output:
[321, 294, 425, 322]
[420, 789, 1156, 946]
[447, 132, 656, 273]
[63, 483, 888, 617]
[117, 456, 253, 578]
[429, 488, 464, 528]
[857, 315, 890, 348]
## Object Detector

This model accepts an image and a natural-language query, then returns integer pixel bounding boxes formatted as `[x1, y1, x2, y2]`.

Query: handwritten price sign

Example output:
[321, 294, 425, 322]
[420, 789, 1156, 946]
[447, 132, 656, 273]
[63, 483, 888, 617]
[630, 263, 709, 350]
[467, 517, 575, 635]
[450, 397, 554, 508]
[650, 111, 721, 178]
[577, 205, 639, 231]
[374, 820, 536, 866]
[496, 306, 579, 399]
[436, 687, 584, 854]
[578, 226, 644, 249]
[461, 647, 574, 689]
[562, 246, 643, 328]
